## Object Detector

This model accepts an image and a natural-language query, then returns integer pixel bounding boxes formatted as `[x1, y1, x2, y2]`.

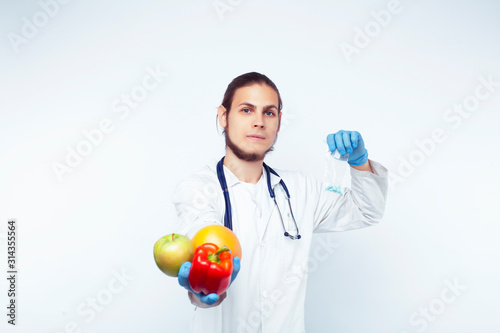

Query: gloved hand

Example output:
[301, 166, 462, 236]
[326, 130, 368, 166]
[178, 256, 240, 307]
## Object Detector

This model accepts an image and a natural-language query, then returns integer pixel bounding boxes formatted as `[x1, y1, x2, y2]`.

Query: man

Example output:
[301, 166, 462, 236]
[172, 72, 388, 332]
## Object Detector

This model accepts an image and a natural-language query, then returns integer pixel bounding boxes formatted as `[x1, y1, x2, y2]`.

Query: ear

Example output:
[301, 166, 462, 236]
[217, 105, 228, 128]
[277, 111, 282, 133]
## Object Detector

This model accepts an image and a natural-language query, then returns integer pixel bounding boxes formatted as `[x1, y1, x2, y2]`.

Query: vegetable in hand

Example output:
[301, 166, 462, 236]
[188, 243, 233, 296]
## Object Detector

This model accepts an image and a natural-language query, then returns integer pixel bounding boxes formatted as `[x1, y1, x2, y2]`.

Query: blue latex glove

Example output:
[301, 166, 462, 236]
[326, 130, 368, 166]
[178, 256, 241, 306]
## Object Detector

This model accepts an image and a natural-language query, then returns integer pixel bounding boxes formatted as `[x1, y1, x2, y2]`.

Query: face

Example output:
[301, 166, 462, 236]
[218, 84, 281, 162]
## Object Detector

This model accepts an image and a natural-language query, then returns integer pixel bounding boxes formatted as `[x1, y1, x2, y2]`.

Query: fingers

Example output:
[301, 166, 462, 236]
[177, 261, 191, 289]
[334, 131, 346, 156]
[230, 256, 241, 285]
[350, 131, 360, 149]
[200, 292, 219, 305]
[233, 256, 241, 275]
[327, 130, 361, 155]
[188, 291, 224, 308]
[341, 131, 353, 154]
[326, 133, 336, 152]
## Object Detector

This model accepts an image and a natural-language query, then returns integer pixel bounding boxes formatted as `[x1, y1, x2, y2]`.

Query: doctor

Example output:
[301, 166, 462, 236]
[171, 72, 389, 332]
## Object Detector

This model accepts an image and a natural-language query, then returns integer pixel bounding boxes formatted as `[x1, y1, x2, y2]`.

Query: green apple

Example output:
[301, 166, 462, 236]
[153, 233, 194, 277]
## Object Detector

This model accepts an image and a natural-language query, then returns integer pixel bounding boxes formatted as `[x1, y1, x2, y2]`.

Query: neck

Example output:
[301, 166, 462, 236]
[223, 149, 263, 184]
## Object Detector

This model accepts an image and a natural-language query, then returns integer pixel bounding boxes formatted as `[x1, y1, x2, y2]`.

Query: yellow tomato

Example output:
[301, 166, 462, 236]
[192, 225, 242, 260]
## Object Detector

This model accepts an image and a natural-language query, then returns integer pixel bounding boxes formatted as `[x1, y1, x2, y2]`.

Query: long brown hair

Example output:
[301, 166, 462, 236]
[221, 72, 283, 113]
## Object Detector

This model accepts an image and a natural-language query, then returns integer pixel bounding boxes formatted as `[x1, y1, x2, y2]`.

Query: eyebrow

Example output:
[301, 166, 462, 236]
[237, 102, 278, 111]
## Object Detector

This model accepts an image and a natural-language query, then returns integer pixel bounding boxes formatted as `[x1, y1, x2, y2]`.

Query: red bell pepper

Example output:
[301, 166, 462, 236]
[188, 243, 233, 295]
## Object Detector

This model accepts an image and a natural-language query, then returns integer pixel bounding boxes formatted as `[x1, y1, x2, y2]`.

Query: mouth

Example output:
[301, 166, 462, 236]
[247, 135, 265, 141]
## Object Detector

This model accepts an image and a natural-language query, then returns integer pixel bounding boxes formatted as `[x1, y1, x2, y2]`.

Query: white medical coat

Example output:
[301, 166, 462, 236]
[171, 158, 389, 333]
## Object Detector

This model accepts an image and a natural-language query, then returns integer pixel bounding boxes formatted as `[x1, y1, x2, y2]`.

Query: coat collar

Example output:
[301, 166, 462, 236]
[222, 163, 282, 190]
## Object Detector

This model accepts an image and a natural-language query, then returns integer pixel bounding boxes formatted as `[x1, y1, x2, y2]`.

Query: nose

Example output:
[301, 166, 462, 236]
[252, 112, 264, 128]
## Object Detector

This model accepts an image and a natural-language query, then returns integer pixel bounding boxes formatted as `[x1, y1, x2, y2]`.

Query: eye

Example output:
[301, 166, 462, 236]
[242, 108, 251, 113]
[265, 111, 276, 116]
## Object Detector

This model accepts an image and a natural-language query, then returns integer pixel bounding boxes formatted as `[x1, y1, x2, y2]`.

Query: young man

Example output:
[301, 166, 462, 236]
[172, 72, 388, 332]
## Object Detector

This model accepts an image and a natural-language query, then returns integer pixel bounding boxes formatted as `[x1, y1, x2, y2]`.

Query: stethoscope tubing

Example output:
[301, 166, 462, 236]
[216, 156, 301, 239]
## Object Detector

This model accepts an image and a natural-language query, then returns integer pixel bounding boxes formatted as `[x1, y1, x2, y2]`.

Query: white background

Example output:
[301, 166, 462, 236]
[1, 0, 499, 332]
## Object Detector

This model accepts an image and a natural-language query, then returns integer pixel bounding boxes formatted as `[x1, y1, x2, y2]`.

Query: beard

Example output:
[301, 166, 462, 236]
[224, 129, 277, 162]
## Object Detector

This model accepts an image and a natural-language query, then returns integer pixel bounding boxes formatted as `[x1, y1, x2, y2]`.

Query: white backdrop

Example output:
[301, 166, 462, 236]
[1, 0, 499, 332]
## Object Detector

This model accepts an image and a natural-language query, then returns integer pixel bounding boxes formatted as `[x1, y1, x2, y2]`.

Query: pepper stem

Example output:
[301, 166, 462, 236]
[207, 246, 230, 264]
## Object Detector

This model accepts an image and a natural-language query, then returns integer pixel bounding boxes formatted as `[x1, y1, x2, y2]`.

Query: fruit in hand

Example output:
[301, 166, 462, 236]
[153, 233, 194, 277]
[192, 225, 242, 260]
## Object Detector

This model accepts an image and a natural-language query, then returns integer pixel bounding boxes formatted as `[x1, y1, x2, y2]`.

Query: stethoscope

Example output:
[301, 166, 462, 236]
[216, 157, 301, 240]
